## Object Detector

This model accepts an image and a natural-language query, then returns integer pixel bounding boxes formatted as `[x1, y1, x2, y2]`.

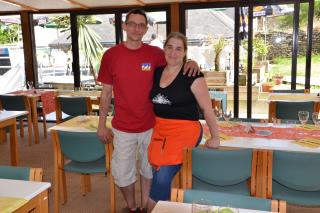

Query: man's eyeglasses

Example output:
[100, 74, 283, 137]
[126, 21, 147, 30]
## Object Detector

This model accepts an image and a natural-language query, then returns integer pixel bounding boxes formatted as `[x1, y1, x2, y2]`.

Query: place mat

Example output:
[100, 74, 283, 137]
[0, 197, 28, 213]
[218, 121, 241, 128]
[11, 90, 56, 114]
[60, 116, 111, 131]
[295, 124, 320, 131]
[292, 138, 320, 149]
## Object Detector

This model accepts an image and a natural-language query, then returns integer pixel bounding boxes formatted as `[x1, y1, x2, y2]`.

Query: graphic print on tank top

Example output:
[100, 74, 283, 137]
[152, 93, 172, 105]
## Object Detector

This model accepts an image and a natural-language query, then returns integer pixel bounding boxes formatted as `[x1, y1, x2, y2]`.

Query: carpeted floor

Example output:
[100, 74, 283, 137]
[1, 123, 319, 213]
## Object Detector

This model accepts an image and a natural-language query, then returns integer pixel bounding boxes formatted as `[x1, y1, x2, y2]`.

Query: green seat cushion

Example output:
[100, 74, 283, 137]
[193, 176, 250, 196]
[273, 151, 320, 191]
[272, 180, 320, 206]
[0, 166, 30, 180]
[183, 189, 271, 211]
[64, 157, 106, 174]
[192, 148, 252, 186]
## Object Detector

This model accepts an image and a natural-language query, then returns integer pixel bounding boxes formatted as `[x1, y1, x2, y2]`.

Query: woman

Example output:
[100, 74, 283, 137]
[147, 32, 220, 212]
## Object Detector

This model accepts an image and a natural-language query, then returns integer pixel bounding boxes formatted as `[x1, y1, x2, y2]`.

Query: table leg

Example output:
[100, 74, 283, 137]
[30, 97, 40, 144]
[0, 128, 7, 143]
[9, 120, 18, 166]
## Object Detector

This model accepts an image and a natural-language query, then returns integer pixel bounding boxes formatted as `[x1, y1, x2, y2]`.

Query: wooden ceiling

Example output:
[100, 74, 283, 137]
[0, 0, 209, 12]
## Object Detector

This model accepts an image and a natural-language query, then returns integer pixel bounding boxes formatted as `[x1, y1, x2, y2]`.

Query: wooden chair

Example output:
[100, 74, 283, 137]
[181, 147, 258, 196]
[51, 129, 115, 213]
[55, 96, 92, 124]
[267, 151, 320, 206]
[0, 95, 33, 146]
[171, 188, 286, 213]
[268, 101, 320, 122]
[0, 166, 43, 181]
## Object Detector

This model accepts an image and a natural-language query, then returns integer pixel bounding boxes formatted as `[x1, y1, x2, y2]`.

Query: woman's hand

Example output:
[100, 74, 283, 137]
[205, 137, 220, 149]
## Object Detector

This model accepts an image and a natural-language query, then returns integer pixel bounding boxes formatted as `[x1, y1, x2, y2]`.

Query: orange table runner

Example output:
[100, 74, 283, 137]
[10, 90, 56, 114]
[202, 122, 320, 140]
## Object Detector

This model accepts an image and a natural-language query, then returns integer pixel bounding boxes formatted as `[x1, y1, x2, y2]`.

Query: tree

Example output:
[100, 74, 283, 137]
[210, 37, 226, 71]
[276, 2, 320, 29]
[50, 15, 103, 84]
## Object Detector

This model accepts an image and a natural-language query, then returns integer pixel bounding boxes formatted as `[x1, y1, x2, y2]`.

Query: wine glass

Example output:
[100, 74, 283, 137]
[312, 112, 320, 127]
[223, 110, 232, 122]
[298, 111, 309, 126]
[27, 81, 33, 90]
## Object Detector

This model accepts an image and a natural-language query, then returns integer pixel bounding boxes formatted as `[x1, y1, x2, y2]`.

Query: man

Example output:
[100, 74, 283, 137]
[97, 8, 198, 213]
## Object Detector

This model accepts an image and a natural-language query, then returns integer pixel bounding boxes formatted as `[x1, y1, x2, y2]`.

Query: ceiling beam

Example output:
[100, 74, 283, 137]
[0, 0, 38, 11]
[136, 0, 146, 6]
[63, 0, 89, 9]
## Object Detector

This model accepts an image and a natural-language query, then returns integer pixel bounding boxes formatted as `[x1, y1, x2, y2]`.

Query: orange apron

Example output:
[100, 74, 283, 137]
[148, 117, 201, 169]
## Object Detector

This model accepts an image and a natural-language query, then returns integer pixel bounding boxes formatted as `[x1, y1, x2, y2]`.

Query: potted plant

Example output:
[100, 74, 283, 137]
[261, 82, 274, 92]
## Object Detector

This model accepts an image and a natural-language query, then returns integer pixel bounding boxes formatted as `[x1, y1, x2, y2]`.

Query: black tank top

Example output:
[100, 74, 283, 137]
[150, 66, 204, 121]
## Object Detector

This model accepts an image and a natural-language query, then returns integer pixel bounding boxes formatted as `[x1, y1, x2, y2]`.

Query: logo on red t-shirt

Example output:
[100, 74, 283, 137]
[141, 63, 151, 71]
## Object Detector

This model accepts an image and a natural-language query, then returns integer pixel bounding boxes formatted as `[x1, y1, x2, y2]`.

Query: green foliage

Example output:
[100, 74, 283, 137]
[49, 15, 103, 83]
[209, 37, 226, 71]
[242, 37, 269, 60]
[276, 2, 320, 29]
[0, 23, 20, 44]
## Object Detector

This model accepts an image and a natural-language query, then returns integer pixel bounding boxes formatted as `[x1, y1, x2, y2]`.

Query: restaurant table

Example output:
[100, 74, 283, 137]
[202, 120, 320, 198]
[152, 201, 273, 213]
[268, 93, 320, 102]
[0, 178, 51, 213]
[0, 110, 28, 165]
[10, 89, 57, 144]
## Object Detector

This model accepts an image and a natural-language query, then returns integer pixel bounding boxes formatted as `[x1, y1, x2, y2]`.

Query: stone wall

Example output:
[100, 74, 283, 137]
[255, 30, 320, 59]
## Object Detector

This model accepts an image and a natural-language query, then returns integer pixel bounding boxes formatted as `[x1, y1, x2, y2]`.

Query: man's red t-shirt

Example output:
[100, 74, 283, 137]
[97, 43, 166, 133]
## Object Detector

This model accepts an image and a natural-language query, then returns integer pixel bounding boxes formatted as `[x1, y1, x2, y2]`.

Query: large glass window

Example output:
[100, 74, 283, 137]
[185, 7, 235, 115]
[0, 15, 25, 94]
[311, 0, 320, 93]
[77, 14, 116, 86]
[33, 13, 71, 88]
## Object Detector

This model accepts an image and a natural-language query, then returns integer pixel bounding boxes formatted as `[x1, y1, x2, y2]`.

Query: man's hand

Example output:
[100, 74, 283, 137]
[183, 59, 201, 76]
[97, 126, 113, 144]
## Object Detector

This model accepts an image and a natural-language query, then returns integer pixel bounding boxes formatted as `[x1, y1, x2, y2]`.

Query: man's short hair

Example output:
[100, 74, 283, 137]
[125, 8, 148, 24]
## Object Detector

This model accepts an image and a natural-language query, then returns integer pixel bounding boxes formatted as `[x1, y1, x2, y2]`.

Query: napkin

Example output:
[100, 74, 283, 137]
[219, 133, 233, 141]
[292, 138, 320, 148]
[296, 124, 320, 131]
[219, 121, 241, 128]
[0, 197, 28, 213]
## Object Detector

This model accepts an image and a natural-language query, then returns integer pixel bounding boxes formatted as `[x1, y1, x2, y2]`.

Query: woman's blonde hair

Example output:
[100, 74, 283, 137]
[164, 32, 188, 62]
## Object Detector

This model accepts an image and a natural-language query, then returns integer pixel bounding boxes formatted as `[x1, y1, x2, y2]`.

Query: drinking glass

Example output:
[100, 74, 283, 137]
[27, 81, 33, 90]
[298, 111, 309, 126]
[223, 110, 232, 122]
[192, 199, 211, 213]
[108, 105, 114, 117]
[312, 112, 320, 127]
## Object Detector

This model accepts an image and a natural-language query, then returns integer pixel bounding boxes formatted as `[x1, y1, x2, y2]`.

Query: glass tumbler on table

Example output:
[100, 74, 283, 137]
[298, 111, 309, 126]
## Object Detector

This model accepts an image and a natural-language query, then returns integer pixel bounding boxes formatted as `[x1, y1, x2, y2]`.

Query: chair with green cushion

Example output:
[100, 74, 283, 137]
[55, 96, 92, 123]
[51, 130, 115, 213]
[0, 166, 43, 181]
[269, 151, 320, 206]
[171, 188, 286, 212]
[182, 147, 256, 196]
[0, 95, 33, 146]
[268, 101, 317, 122]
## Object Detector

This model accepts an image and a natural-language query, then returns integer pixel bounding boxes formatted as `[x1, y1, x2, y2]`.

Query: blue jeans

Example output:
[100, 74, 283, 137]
[149, 124, 203, 201]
